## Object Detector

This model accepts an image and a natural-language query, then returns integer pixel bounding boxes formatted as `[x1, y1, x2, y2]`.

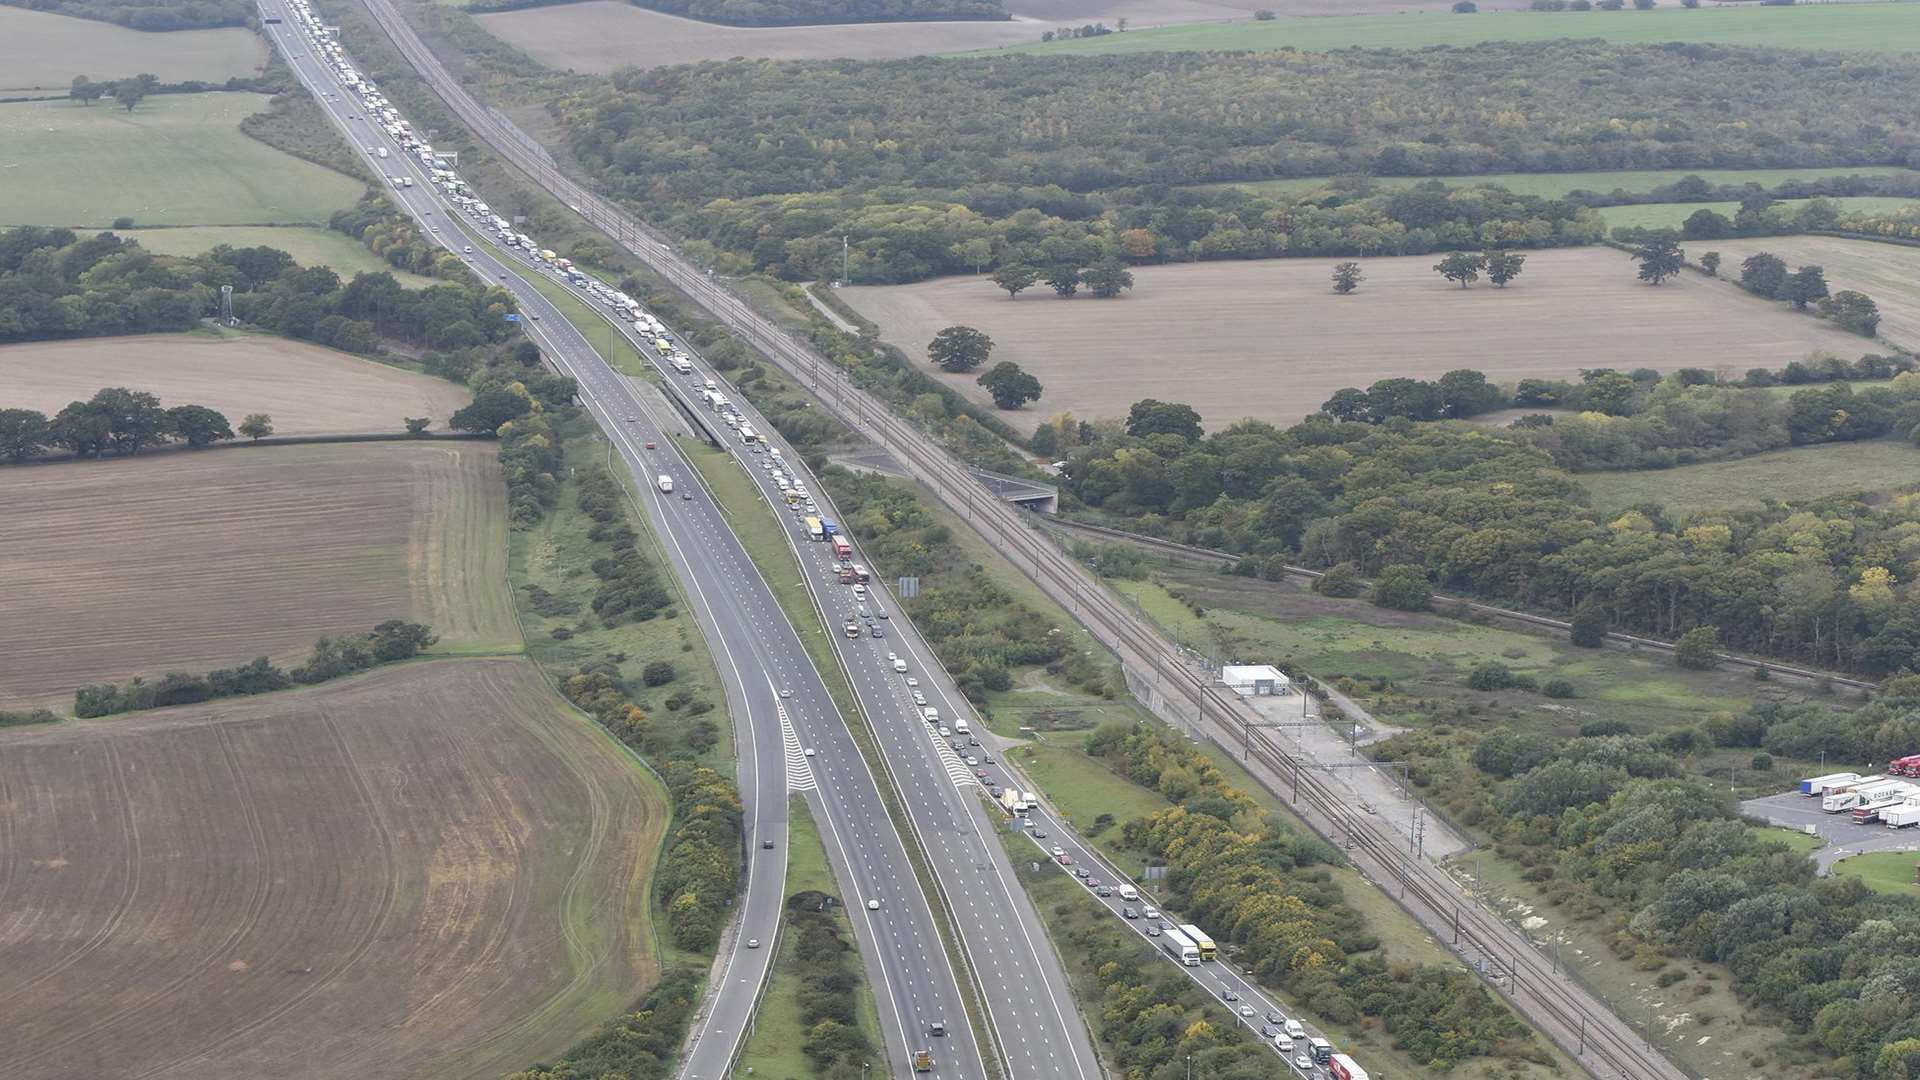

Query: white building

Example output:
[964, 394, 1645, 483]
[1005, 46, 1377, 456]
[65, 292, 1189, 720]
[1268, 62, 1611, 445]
[1221, 665, 1291, 696]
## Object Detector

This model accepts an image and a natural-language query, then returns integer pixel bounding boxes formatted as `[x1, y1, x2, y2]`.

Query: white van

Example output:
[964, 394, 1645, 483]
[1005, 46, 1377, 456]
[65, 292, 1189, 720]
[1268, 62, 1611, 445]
[1284, 1019, 1306, 1040]
[1119, 885, 1139, 902]
[923, 707, 939, 724]
[893, 658, 908, 674]
[954, 719, 970, 736]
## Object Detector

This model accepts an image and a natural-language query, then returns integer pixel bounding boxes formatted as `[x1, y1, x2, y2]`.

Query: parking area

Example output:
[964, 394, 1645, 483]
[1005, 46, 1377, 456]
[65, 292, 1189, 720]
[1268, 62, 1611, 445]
[1743, 791, 1920, 872]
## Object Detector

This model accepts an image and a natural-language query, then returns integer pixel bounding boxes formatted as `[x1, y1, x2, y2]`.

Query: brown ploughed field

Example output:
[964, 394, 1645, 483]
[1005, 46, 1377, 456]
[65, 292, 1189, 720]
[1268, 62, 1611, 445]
[0, 657, 665, 1080]
[476, 0, 1494, 72]
[840, 248, 1862, 431]
[0, 333, 472, 436]
[0, 442, 515, 709]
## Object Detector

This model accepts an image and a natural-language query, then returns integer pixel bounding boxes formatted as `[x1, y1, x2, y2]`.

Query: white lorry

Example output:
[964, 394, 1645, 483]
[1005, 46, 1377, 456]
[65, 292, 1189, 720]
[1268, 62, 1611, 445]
[656, 475, 674, 493]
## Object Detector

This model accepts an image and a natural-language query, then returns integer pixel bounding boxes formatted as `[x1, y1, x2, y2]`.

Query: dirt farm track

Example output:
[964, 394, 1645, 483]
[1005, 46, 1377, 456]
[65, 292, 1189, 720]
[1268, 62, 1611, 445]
[0, 658, 665, 1080]
[0, 441, 516, 709]
[840, 247, 1866, 431]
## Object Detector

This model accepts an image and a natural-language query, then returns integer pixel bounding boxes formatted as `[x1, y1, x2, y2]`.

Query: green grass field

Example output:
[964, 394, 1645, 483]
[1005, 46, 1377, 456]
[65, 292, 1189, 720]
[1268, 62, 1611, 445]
[1834, 850, 1920, 896]
[0, 94, 366, 227]
[1579, 439, 1920, 517]
[1211, 165, 1920, 201]
[1599, 195, 1920, 232]
[982, 2, 1920, 57]
[124, 225, 437, 287]
[0, 6, 265, 93]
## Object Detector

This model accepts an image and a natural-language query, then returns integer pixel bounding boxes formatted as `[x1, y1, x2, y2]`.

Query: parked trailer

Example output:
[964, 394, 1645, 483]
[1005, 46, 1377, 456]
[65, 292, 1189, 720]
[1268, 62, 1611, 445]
[1802, 772, 1863, 796]
[1886, 803, 1920, 829]
[1822, 776, 1890, 812]
[1893, 755, 1920, 777]
[1853, 797, 1913, 825]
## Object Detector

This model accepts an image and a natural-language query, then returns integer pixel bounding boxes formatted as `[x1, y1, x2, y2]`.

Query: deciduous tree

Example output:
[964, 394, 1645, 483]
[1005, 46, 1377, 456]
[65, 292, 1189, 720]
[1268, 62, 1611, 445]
[165, 404, 233, 447]
[1699, 251, 1721, 277]
[0, 408, 50, 462]
[1819, 290, 1881, 336]
[239, 413, 273, 441]
[1632, 235, 1684, 285]
[991, 263, 1039, 299]
[1782, 264, 1829, 309]
[1330, 261, 1363, 294]
[1434, 251, 1487, 288]
[927, 324, 993, 372]
[1125, 399, 1203, 441]
[1043, 265, 1082, 298]
[1082, 257, 1134, 298]
[1740, 252, 1788, 297]
[1485, 250, 1526, 288]
[977, 361, 1043, 409]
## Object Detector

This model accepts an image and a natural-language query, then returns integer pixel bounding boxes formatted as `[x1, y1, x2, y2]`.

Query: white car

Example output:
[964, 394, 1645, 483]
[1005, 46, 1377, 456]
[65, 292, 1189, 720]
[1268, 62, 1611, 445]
[965, 757, 978, 767]
[803, 747, 815, 757]
[1051, 847, 1065, 858]
[1143, 906, 1159, 920]
[1238, 1005, 1255, 1018]
[938, 726, 951, 738]
[747, 938, 760, 949]
[867, 898, 880, 911]
[1293, 1054, 1312, 1071]
[906, 677, 919, 687]
[463, 245, 473, 253]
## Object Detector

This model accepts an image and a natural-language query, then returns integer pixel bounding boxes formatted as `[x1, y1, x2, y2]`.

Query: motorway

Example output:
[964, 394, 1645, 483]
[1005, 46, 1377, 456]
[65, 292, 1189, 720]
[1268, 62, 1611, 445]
[259, 11, 985, 1077]
[348, 19, 1700, 1071]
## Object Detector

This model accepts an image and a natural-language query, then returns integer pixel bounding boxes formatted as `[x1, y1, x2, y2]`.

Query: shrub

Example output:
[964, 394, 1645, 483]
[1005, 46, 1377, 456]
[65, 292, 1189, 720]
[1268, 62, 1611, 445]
[1371, 564, 1432, 612]
[1543, 679, 1576, 699]
[1313, 561, 1366, 598]
[1751, 753, 1774, 771]
[1467, 662, 1517, 691]
[643, 660, 678, 686]
[1570, 604, 1609, 648]
[1674, 626, 1722, 670]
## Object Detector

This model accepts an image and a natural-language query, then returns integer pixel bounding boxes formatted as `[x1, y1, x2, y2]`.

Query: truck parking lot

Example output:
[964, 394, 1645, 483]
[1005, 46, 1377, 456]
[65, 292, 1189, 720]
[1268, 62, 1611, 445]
[1743, 791, 1920, 873]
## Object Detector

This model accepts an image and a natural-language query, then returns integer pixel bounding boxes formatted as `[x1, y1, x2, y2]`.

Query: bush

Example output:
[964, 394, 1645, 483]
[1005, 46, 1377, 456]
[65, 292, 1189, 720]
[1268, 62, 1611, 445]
[1570, 604, 1609, 648]
[1467, 662, 1517, 691]
[1543, 679, 1577, 699]
[1751, 752, 1774, 772]
[643, 660, 678, 686]
[1312, 561, 1366, 598]
[1371, 564, 1432, 612]
[1674, 626, 1722, 670]
[1453, 0, 1477, 10]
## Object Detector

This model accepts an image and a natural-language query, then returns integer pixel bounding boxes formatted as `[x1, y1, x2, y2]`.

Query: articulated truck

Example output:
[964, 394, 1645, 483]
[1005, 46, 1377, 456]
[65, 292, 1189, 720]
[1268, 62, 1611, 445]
[1801, 772, 1862, 796]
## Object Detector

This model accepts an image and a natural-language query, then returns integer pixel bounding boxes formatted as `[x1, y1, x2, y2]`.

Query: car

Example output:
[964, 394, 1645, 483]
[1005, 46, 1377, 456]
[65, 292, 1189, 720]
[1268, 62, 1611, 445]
[1055, 853, 1071, 866]
[911, 692, 927, 707]
[430, 226, 440, 233]
[906, 677, 919, 687]
[1284, 1020, 1306, 1040]
[1264, 1011, 1284, 1026]
[975, 769, 988, 779]
[1033, 830, 1048, 839]
[530, 313, 540, 320]
[1238, 1005, 1255, 1018]
[982, 754, 994, 763]
[625, 416, 638, 423]
[803, 747, 815, 757]
[1144, 906, 1160, 920]
[867, 898, 880, 910]
[762, 839, 775, 850]
[938, 726, 951, 737]
[1222, 989, 1239, 1002]
[779, 688, 792, 698]
[1095, 885, 1112, 897]
[1147, 925, 1162, 937]
[967, 737, 979, 746]
[747, 938, 760, 949]
[1261, 1025, 1280, 1039]
[876, 608, 888, 619]
[1122, 906, 1138, 919]
[1293, 1054, 1312, 1072]
[1050, 846, 1066, 858]
[1087, 878, 1101, 888]
[1073, 867, 1089, 878]
[498, 272, 507, 279]
[965, 756, 978, 767]
[682, 491, 693, 500]
[463, 245, 473, 253]
[644, 440, 655, 449]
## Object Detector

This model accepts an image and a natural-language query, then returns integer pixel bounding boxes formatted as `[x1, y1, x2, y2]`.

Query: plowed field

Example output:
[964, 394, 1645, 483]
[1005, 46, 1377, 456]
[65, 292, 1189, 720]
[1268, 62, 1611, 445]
[0, 658, 665, 1080]
[0, 442, 515, 709]
[841, 247, 1863, 431]
[1, 333, 472, 437]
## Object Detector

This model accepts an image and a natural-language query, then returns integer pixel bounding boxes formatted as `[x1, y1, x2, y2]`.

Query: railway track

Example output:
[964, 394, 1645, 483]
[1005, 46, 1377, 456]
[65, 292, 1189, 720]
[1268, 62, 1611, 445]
[1047, 516, 1878, 693]
[346, 7, 1694, 1073]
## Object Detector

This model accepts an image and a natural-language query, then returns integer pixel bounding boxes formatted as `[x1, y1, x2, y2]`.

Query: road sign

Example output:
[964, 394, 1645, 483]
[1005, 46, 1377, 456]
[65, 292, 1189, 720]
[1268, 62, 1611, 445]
[897, 576, 919, 599]
[504, 313, 520, 323]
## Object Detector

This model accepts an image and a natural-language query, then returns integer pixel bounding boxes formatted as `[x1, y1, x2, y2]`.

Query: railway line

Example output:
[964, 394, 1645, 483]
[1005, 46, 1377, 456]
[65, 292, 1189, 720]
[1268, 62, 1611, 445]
[343, 5, 1694, 1074]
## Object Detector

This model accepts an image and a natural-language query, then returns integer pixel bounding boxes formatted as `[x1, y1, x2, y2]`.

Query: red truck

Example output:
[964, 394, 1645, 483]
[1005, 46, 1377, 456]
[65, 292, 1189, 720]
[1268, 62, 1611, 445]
[1328, 1054, 1369, 1080]
[831, 536, 852, 561]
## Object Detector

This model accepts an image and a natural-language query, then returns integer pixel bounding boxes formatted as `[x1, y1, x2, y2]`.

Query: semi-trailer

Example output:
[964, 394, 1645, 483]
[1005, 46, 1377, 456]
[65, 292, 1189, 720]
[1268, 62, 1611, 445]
[1801, 772, 1863, 796]
[1328, 1054, 1370, 1080]
[1822, 776, 1891, 812]
[1886, 802, 1920, 829]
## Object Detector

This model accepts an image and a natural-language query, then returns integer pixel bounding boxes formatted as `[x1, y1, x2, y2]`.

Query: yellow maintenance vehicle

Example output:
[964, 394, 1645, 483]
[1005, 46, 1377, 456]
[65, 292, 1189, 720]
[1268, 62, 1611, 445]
[913, 1049, 934, 1072]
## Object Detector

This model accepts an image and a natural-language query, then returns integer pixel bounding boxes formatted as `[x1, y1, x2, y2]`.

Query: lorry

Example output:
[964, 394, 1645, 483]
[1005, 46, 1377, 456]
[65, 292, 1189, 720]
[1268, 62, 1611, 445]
[913, 1049, 933, 1072]
[831, 537, 853, 562]
[1886, 802, 1920, 829]
[1853, 795, 1913, 825]
[1328, 1053, 1370, 1080]
[1801, 772, 1863, 796]
[656, 475, 674, 493]
[999, 788, 1027, 813]
[1157, 927, 1201, 966]
[673, 356, 693, 374]
[1822, 776, 1890, 812]
[1308, 1038, 1334, 1065]
[1893, 755, 1920, 777]
[849, 564, 870, 584]
[1834, 780, 1913, 815]
[1177, 924, 1217, 961]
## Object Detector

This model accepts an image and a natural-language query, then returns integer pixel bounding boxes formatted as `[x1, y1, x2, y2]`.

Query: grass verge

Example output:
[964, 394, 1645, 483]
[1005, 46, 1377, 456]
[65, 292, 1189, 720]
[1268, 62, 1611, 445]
[737, 794, 886, 1079]
[1834, 850, 1920, 896]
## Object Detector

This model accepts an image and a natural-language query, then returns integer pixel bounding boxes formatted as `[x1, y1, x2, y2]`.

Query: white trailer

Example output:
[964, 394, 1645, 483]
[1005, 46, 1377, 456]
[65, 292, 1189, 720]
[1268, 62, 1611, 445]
[1886, 802, 1920, 829]
[656, 474, 674, 493]
[1803, 773, 1864, 797]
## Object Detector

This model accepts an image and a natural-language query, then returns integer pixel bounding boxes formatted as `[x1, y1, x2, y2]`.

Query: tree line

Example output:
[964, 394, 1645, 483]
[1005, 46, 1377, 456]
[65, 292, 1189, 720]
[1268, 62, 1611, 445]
[72, 620, 436, 718]
[1379, 675, 1920, 1079]
[1059, 395, 1920, 675]
[66, 71, 281, 113]
[11, 0, 254, 31]
[503, 968, 701, 1080]
[0, 387, 241, 463]
[782, 891, 878, 1073]
[1084, 722, 1544, 1071]
[557, 40, 1920, 282]
[464, 0, 1004, 23]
